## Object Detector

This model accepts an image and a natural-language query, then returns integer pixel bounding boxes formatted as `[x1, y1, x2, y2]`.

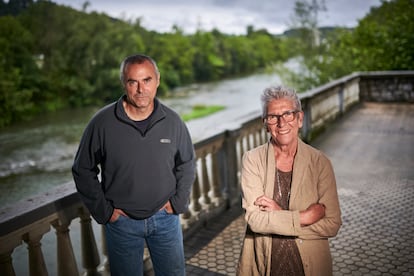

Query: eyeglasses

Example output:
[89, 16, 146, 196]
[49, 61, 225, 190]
[265, 110, 299, 125]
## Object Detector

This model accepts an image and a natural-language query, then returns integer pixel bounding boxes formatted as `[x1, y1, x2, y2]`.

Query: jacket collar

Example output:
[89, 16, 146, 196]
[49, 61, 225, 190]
[115, 95, 166, 127]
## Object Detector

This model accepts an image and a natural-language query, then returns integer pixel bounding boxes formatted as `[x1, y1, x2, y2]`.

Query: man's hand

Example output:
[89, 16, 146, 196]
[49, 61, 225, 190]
[161, 200, 174, 214]
[109, 208, 127, 223]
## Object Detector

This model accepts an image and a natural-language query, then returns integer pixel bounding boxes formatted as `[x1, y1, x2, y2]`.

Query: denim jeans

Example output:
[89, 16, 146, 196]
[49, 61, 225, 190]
[104, 209, 185, 276]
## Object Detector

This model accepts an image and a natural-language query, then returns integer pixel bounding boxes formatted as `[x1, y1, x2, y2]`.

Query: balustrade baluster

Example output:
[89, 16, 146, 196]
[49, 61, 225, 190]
[245, 134, 251, 151]
[182, 171, 201, 220]
[200, 153, 212, 208]
[261, 128, 268, 144]
[239, 135, 247, 164]
[23, 229, 49, 276]
[223, 130, 240, 206]
[252, 130, 259, 148]
[249, 132, 255, 150]
[78, 209, 101, 275]
[210, 149, 224, 206]
[191, 173, 202, 213]
[0, 251, 16, 276]
[51, 219, 79, 276]
[0, 235, 22, 276]
[100, 226, 110, 273]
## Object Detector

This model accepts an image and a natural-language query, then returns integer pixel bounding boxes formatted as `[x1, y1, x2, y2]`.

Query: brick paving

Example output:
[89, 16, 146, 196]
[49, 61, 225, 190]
[184, 206, 244, 276]
[182, 102, 414, 276]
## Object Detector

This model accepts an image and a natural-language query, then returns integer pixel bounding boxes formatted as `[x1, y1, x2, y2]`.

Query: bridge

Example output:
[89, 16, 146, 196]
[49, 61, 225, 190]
[1, 71, 413, 275]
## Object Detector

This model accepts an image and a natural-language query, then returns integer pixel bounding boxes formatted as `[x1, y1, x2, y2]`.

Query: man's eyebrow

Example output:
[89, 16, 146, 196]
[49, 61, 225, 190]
[127, 76, 152, 81]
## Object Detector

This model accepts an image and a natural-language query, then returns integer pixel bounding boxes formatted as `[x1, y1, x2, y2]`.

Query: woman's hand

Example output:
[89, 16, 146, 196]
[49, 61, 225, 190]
[253, 196, 326, 226]
[300, 203, 326, 226]
[254, 195, 282, 211]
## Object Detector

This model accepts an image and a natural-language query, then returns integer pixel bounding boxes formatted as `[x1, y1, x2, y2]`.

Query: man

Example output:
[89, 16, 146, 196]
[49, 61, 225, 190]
[72, 54, 196, 276]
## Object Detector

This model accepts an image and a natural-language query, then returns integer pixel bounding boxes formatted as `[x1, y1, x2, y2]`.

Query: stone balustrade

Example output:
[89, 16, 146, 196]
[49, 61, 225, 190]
[1, 71, 413, 275]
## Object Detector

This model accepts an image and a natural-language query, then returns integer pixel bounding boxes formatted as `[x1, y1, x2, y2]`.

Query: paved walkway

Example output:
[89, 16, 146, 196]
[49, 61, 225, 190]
[182, 102, 414, 275]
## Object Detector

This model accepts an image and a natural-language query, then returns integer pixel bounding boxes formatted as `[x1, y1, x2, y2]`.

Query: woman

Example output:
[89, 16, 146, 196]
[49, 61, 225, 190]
[237, 86, 342, 276]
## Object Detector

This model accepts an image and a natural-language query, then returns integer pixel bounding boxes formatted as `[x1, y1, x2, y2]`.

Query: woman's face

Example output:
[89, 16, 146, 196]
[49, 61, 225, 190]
[265, 98, 303, 146]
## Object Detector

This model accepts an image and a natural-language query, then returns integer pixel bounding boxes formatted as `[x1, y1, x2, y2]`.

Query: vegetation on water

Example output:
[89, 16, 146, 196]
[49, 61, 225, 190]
[0, 0, 412, 128]
[181, 105, 226, 122]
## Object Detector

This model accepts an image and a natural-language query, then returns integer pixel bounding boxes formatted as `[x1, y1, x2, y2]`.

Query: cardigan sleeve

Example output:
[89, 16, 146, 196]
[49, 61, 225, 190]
[294, 153, 342, 239]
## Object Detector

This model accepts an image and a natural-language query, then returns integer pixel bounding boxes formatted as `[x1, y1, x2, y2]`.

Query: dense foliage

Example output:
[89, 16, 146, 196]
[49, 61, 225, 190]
[281, 0, 414, 91]
[0, 0, 293, 128]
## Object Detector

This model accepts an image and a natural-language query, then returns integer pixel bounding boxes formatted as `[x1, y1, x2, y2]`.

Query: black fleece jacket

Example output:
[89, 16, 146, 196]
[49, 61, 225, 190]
[72, 96, 196, 224]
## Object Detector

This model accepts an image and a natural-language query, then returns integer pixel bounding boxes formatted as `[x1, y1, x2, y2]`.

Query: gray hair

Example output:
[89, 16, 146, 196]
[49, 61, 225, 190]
[260, 86, 302, 118]
[119, 54, 160, 83]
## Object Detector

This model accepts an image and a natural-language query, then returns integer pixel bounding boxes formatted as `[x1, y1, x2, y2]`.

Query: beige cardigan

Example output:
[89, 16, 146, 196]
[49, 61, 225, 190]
[237, 139, 342, 276]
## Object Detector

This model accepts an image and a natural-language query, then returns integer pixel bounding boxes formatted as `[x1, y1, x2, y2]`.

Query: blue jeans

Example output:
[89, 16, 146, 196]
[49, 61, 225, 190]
[104, 209, 185, 276]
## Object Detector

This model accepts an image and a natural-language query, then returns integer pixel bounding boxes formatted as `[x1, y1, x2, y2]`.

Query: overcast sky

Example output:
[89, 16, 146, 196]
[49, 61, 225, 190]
[52, 0, 383, 35]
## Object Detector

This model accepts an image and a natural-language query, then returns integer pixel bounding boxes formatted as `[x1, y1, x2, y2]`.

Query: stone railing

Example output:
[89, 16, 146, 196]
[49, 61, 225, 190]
[1, 71, 413, 275]
[358, 71, 414, 102]
[300, 70, 414, 140]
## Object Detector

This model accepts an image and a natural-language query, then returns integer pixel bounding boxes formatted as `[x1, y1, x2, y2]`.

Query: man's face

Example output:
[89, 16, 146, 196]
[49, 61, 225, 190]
[123, 61, 160, 110]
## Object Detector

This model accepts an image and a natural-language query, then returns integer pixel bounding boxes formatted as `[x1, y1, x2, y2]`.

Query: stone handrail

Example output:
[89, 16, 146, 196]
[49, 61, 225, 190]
[1, 71, 413, 275]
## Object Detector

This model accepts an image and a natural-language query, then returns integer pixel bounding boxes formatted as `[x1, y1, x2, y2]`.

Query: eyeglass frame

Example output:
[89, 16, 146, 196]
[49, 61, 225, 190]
[264, 110, 300, 125]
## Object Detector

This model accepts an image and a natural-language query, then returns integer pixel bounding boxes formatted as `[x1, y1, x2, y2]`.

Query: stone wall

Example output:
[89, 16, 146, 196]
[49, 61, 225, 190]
[359, 71, 414, 102]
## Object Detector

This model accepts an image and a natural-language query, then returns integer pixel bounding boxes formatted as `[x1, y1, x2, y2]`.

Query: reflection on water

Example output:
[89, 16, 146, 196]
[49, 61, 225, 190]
[0, 72, 281, 207]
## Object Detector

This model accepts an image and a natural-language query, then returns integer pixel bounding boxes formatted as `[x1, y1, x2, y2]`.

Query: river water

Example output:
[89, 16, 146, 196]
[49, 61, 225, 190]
[0, 72, 281, 208]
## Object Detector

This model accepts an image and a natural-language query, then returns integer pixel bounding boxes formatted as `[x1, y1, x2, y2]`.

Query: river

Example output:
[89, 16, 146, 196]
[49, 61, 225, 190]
[0, 72, 281, 207]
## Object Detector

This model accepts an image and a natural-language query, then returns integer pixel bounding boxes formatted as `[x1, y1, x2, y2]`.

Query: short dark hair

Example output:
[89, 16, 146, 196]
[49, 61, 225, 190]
[119, 54, 160, 83]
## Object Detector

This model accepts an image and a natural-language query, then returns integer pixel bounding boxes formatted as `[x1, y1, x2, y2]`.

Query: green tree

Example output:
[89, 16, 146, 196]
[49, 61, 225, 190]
[18, 1, 146, 109]
[0, 0, 34, 16]
[192, 30, 225, 81]
[0, 0, 293, 128]
[0, 16, 37, 127]
[275, 0, 327, 91]
[315, 0, 414, 84]
[249, 30, 287, 69]
[279, 0, 414, 91]
[290, 0, 326, 53]
[351, 0, 414, 71]
[147, 29, 195, 94]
